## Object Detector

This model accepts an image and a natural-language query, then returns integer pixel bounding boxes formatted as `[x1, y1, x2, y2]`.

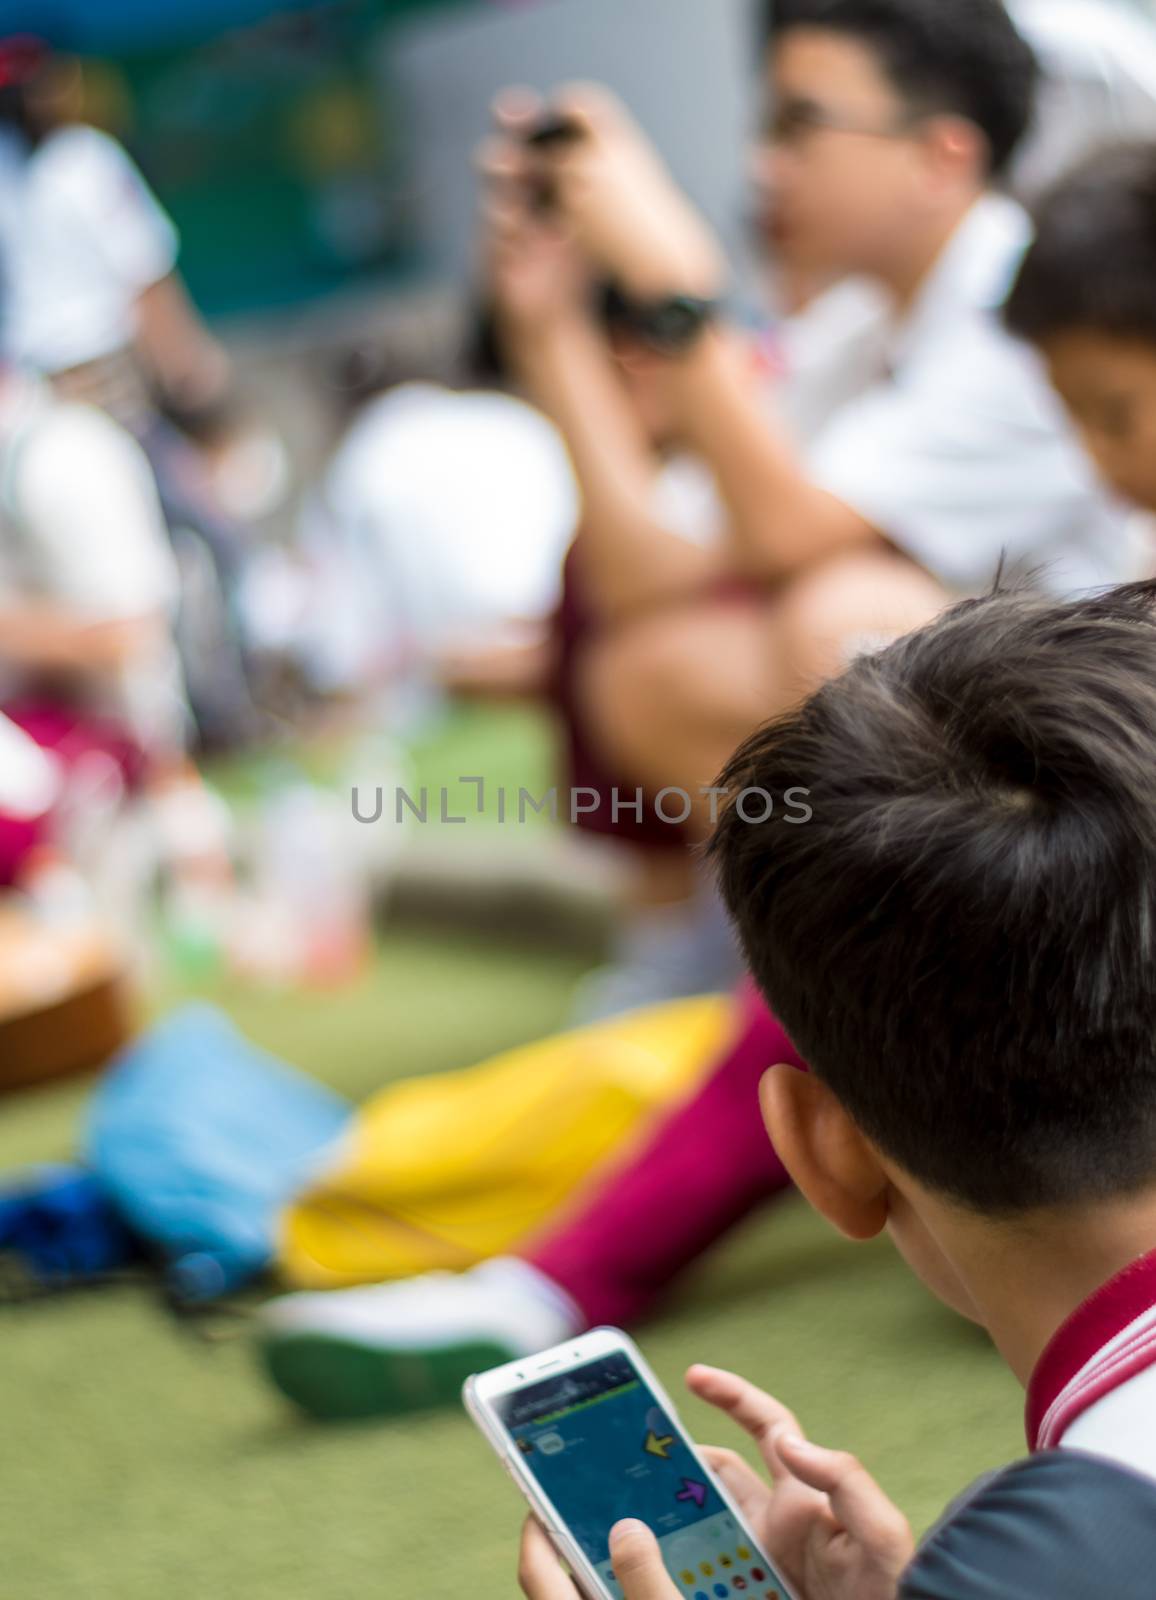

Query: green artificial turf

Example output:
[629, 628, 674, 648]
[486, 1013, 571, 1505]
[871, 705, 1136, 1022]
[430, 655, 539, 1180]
[1, 706, 1025, 1599]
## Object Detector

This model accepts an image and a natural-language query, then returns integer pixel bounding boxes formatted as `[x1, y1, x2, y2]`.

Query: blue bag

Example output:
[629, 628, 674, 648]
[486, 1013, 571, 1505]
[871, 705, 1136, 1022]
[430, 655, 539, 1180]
[0, 1165, 138, 1288]
[84, 1006, 352, 1300]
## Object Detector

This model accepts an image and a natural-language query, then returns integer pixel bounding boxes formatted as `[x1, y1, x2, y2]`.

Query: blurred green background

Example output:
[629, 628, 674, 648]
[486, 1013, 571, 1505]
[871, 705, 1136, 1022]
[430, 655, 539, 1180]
[55, 0, 476, 315]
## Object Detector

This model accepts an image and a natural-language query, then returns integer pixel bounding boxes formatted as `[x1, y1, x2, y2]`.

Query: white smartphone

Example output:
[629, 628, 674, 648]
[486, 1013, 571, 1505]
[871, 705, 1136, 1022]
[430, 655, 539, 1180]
[463, 1327, 799, 1600]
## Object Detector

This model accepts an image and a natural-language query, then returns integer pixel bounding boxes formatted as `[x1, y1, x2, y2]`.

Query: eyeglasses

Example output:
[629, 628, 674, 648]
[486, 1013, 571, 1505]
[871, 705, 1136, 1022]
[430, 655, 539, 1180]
[763, 102, 919, 152]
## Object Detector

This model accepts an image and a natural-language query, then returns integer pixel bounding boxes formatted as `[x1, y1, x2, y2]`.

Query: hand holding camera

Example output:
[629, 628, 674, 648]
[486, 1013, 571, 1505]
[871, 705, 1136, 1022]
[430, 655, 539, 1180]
[479, 85, 725, 353]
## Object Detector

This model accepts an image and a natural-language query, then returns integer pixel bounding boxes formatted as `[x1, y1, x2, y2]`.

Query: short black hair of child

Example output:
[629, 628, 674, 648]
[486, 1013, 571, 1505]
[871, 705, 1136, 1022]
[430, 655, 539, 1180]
[711, 580, 1156, 1214]
[764, 0, 1039, 179]
[1006, 142, 1156, 348]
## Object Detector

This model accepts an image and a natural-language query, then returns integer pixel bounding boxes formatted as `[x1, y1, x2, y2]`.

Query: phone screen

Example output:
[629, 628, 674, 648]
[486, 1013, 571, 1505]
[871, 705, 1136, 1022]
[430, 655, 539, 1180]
[495, 1352, 790, 1600]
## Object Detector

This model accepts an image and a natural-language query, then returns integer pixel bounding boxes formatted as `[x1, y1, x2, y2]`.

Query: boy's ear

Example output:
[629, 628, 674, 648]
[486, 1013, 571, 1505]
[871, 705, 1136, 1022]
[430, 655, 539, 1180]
[920, 113, 987, 188]
[760, 1065, 889, 1241]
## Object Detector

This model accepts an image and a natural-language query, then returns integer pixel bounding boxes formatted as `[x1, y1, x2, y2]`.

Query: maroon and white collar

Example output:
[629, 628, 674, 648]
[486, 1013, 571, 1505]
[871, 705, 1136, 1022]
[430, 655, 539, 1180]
[1027, 1246, 1156, 1452]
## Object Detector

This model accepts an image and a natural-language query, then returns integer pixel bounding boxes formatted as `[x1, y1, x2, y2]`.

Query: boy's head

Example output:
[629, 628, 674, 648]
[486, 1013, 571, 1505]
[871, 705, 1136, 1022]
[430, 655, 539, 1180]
[0, 39, 82, 147]
[711, 582, 1156, 1311]
[1006, 142, 1156, 512]
[756, 0, 1038, 282]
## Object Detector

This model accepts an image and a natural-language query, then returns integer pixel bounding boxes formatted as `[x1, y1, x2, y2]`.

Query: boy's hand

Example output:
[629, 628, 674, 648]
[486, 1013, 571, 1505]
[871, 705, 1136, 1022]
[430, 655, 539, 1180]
[477, 93, 592, 341]
[689, 1365, 914, 1600]
[484, 196, 591, 341]
[515, 1367, 914, 1600]
[494, 83, 726, 302]
[519, 1517, 682, 1600]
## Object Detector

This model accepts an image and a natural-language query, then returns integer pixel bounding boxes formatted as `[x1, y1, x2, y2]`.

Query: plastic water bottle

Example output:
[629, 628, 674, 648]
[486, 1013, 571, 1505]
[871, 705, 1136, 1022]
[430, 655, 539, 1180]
[250, 784, 371, 987]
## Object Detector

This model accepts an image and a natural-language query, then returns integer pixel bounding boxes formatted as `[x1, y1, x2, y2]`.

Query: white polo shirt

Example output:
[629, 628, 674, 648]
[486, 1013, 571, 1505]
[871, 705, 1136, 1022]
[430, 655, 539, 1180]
[0, 376, 178, 623]
[780, 195, 1146, 599]
[0, 124, 179, 375]
[301, 383, 578, 687]
[1028, 1245, 1156, 1483]
[0, 375, 186, 749]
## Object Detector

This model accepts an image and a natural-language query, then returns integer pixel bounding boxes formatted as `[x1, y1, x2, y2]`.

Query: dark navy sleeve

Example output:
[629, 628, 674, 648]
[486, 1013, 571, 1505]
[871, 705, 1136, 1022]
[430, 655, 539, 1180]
[901, 1451, 1156, 1600]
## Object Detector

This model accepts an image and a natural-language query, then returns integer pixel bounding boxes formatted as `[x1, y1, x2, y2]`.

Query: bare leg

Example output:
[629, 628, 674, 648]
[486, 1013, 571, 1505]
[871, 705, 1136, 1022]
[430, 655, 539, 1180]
[578, 548, 949, 835]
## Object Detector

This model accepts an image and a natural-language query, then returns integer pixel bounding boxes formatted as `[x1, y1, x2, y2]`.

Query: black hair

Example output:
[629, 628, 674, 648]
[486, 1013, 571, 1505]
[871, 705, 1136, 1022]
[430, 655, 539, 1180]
[1006, 143, 1156, 349]
[710, 579, 1156, 1214]
[465, 303, 513, 390]
[0, 37, 56, 150]
[0, 80, 44, 149]
[765, 0, 1038, 178]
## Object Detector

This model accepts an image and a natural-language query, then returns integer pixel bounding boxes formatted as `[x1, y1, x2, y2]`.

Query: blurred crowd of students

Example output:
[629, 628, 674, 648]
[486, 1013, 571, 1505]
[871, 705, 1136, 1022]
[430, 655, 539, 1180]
[10, 0, 1156, 1593]
[2, 4, 1155, 984]
[0, 36, 253, 945]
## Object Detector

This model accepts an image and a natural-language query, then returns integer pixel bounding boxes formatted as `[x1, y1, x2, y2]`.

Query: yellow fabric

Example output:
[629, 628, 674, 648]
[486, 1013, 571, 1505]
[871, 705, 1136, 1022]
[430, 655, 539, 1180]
[277, 994, 732, 1289]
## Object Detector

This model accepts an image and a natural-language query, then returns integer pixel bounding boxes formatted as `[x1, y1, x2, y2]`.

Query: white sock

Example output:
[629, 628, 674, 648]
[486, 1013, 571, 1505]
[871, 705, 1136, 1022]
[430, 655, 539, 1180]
[262, 1256, 583, 1358]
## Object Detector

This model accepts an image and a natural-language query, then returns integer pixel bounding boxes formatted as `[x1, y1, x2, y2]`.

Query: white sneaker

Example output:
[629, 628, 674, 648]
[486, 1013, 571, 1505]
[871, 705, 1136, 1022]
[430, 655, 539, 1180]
[258, 1258, 581, 1420]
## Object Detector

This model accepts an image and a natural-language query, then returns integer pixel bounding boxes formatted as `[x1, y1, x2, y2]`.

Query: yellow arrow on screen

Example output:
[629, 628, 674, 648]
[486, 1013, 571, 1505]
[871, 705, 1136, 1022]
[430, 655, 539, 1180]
[644, 1430, 675, 1459]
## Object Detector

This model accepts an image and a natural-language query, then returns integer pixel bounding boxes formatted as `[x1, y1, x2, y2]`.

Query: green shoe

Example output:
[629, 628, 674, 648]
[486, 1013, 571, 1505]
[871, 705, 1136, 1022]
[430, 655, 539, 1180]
[258, 1328, 513, 1421]
[257, 1263, 580, 1422]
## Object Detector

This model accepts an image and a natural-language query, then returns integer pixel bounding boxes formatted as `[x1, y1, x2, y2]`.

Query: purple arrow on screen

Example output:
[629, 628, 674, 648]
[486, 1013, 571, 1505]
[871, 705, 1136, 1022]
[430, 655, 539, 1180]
[676, 1479, 708, 1509]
